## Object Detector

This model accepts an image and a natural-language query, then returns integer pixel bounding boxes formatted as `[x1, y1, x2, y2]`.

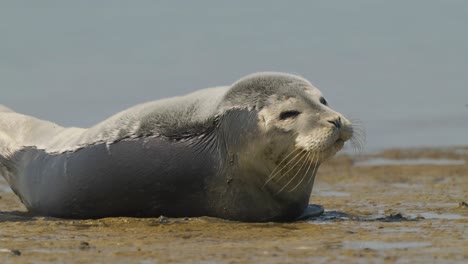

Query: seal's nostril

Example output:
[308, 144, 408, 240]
[328, 118, 342, 128]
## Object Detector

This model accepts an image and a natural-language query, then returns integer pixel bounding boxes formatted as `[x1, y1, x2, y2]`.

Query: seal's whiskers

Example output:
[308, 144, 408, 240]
[276, 152, 310, 195]
[266, 148, 301, 179]
[306, 154, 320, 185]
[350, 127, 365, 153]
[272, 150, 307, 184]
[349, 119, 366, 153]
[263, 148, 303, 187]
[288, 152, 315, 193]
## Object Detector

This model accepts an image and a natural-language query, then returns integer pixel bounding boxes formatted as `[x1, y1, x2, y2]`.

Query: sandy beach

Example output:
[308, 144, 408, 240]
[0, 146, 466, 263]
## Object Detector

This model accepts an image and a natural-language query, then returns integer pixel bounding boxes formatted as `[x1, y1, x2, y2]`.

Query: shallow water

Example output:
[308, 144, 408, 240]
[354, 158, 466, 167]
[315, 191, 351, 197]
[343, 241, 432, 250]
[407, 212, 467, 220]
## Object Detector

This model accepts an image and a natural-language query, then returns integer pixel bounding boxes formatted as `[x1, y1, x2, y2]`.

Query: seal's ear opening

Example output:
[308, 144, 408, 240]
[279, 110, 301, 120]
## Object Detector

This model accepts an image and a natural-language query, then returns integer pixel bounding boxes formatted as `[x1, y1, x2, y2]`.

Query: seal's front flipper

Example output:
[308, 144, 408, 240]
[295, 204, 324, 221]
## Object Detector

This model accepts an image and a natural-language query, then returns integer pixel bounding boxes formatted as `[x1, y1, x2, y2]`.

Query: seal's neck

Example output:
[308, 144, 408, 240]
[202, 109, 317, 221]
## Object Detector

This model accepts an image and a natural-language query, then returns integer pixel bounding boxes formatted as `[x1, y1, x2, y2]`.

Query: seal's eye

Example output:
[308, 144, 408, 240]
[320, 97, 328, 106]
[279, 110, 301, 120]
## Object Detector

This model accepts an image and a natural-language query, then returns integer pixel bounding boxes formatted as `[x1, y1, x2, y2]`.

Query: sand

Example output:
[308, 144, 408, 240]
[0, 147, 467, 264]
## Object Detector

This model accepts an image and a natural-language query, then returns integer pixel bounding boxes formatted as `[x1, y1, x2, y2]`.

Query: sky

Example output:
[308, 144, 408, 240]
[1, 1, 467, 150]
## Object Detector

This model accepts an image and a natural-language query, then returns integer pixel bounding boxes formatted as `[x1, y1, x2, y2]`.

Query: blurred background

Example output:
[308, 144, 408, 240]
[1, 0, 467, 151]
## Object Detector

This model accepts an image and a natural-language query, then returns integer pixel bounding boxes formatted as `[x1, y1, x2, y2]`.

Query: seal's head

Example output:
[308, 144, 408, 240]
[219, 72, 354, 196]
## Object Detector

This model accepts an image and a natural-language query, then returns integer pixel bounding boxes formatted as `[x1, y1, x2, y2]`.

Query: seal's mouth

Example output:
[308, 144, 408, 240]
[334, 138, 345, 150]
[333, 121, 354, 152]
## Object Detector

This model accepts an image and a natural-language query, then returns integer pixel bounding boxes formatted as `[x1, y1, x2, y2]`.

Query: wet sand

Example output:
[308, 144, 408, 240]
[1, 147, 467, 263]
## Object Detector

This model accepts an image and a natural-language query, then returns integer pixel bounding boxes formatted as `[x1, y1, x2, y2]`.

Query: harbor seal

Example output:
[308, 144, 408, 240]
[0, 72, 354, 222]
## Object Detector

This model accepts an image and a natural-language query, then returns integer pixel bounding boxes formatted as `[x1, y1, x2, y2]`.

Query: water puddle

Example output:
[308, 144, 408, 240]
[354, 158, 465, 167]
[307, 208, 466, 224]
[344, 241, 432, 250]
[316, 191, 350, 197]
[389, 183, 422, 189]
[378, 227, 421, 233]
[398, 202, 462, 209]
[308, 211, 351, 222]
[307, 211, 423, 223]
[407, 212, 467, 220]
[454, 148, 468, 155]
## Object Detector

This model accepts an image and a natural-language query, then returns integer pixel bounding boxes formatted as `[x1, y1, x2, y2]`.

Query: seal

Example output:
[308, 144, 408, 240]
[0, 72, 354, 222]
